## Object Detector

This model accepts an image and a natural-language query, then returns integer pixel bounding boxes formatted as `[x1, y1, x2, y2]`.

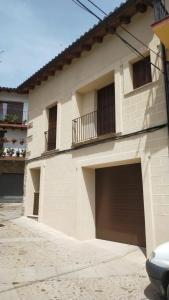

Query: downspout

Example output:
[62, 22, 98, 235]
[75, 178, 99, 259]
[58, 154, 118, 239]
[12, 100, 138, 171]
[153, 0, 169, 131]
[161, 46, 169, 132]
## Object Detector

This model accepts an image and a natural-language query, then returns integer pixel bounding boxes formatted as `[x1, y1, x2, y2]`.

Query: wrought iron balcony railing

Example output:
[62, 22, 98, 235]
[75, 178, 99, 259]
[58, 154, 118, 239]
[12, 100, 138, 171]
[72, 111, 97, 145]
[44, 128, 56, 151]
[72, 109, 115, 145]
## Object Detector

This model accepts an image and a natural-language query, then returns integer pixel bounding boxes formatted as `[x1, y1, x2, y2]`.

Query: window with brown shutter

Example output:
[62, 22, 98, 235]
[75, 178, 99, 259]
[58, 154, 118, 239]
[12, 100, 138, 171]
[97, 83, 115, 135]
[132, 55, 152, 89]
[47, 104, 57, 151]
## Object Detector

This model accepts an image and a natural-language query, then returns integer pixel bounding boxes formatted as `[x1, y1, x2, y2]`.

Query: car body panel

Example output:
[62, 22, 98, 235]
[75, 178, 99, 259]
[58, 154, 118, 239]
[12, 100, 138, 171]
[152, 242, 169, 268]
[146, 242, 169, 298]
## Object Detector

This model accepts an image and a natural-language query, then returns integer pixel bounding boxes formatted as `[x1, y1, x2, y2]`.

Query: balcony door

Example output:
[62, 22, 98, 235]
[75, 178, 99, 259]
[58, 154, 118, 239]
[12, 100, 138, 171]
[97, 83, 115, 136]
[48, 104, 57, 151]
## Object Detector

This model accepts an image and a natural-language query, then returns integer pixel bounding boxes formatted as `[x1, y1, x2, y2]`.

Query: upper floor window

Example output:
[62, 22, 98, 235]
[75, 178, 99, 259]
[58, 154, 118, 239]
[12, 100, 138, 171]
[132, 55, 152, 89]
[46, 104, 57, 151]
[0, 101, 24, 124]
[97, 83, 115, 135]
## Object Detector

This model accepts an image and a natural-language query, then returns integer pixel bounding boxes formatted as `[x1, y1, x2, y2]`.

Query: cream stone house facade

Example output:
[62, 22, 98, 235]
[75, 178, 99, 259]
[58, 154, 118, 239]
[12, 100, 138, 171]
[19, 0, 169, 255]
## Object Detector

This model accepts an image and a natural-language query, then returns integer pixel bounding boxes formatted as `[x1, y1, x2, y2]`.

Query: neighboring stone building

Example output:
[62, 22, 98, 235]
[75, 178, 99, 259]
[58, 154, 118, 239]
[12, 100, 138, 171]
[0, 87, 28, 202]
[17, 0, 169, 255]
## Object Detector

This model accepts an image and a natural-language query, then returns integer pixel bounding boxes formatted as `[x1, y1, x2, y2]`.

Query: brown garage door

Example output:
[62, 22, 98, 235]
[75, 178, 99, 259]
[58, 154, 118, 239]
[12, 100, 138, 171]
[96, 163, 146, 247]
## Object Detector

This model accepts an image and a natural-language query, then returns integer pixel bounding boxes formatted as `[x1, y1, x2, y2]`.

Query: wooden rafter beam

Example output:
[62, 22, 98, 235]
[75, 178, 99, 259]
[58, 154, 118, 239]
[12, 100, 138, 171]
[119, 15, 131, 24]
[136, 3, 147, 13]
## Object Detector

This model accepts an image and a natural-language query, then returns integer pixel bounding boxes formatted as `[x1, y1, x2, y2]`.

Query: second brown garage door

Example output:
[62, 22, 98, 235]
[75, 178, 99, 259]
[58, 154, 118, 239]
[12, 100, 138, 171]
[96, 163, 146, 247]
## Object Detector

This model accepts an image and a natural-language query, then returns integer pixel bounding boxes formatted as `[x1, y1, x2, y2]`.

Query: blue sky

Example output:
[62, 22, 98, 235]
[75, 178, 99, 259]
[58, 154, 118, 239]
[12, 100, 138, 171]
[0, 0, 123, 87]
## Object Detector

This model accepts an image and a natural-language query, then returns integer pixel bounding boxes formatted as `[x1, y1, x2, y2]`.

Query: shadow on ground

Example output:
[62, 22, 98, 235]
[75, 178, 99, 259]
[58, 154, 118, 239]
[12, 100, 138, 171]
[144, 284, 164, 300]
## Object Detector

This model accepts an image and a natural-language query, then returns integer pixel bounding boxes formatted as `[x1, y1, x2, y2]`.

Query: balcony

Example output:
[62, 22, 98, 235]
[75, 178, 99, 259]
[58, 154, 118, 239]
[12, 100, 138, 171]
[44, 128, 56, 151]
[0, 148, 26, 160]
[0, 107, 28, 129]
[151, 0, 169, 49]
[72, 109, 115, 145]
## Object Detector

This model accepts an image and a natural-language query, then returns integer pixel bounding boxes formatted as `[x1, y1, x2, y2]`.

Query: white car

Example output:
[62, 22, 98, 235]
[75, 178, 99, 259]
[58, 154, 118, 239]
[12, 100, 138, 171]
[146, 242, 169, 299]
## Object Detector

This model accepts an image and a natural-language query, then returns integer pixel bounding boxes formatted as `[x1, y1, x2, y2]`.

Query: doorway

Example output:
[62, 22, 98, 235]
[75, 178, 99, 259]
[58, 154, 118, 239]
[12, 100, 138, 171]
[30, 168, 41, 216]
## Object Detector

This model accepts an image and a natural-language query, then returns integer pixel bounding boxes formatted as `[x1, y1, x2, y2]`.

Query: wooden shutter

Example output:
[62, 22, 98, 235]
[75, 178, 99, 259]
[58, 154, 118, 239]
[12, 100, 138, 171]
[97, 83, 115, 135]
[48, 105, 57, 151]
[133, 55, 152, 89]
[33, 192, 39, 215]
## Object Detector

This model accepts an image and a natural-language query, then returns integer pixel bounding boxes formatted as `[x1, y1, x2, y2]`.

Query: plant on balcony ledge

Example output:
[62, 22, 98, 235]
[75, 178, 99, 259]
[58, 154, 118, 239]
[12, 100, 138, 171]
[6, 148, 14, 156]
[4, 114, 19, 124]
[11, 138, 17, 144]
[0, 148, 5, 157]
[21, 149, 26, 157]
[16, 150, 20, 157]
[20, 139, 25, 145]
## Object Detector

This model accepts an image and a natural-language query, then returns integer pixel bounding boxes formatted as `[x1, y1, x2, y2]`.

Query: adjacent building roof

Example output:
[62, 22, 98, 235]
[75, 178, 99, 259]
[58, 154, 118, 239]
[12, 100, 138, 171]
[8, 0, 154, 93]
[0, 86, 26, 94]
[0, 87, 17, 93]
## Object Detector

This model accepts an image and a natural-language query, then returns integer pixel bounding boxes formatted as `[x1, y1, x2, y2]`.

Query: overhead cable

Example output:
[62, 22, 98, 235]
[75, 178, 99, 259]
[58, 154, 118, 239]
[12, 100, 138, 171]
[71, 0, 163, 73]
[85, 0, 162, 59]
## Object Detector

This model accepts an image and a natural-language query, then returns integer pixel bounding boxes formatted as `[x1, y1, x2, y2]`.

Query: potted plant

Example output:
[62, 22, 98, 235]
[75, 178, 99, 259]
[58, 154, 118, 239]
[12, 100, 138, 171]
[6, 148, 14, 157]
[16, 150, 20, 157]
[0, 148, 5, 157]
[20, 139, 25, 145]
[21, 149, 26, 157]
[12, 114, 19, 124]
[5, 114, 13, 123]
[4, 114, 19, 124]
[11, 138, 17, 144]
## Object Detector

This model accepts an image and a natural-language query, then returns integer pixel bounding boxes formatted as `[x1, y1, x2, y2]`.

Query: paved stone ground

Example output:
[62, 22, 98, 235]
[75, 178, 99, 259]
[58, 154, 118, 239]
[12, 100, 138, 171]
[0, 204, 161, 300]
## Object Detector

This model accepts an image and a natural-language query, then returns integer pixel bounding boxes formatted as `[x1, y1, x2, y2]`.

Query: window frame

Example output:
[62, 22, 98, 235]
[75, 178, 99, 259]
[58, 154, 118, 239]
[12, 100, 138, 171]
[132, 55, 152, 90]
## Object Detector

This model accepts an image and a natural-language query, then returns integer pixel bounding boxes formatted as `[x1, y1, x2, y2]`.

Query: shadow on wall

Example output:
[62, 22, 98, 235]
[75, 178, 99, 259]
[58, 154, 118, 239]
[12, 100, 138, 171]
[82, 167, 95, 225]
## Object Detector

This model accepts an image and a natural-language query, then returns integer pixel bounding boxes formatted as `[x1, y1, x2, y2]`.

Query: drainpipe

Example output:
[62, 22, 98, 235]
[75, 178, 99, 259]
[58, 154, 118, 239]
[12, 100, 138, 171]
[161, 46, 169, 133]
[153, 0, 169, 131]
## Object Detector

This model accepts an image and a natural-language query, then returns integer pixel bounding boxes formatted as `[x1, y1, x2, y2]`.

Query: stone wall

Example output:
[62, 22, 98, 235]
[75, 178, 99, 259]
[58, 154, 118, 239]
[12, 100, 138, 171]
[0, 160, 25, 174]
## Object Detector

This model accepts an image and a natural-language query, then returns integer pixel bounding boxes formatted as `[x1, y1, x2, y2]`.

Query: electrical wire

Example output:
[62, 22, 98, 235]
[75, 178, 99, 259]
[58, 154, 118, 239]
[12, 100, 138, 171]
[115, 31, 162, 72]
[84, 0, 162, 59]
[86, 0, 108, 16]
[72, 0, 102, 21]
[72, 0, 88, 11]
[27, 123, 168, 164]
[71, 0, 163, 73]
[120, 25, 162, 59]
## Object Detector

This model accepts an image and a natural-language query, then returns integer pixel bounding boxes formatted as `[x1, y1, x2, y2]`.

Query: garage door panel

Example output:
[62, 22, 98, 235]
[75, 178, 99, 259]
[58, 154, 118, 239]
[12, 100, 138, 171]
[0, 173, 24, 197]
[97, 228, 145, 246]
[96, 163, 146, 247]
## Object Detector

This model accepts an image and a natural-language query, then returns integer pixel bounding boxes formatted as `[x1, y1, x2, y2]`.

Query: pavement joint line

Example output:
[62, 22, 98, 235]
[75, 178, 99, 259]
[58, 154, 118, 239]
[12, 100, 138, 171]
[0, 248, 139, 294]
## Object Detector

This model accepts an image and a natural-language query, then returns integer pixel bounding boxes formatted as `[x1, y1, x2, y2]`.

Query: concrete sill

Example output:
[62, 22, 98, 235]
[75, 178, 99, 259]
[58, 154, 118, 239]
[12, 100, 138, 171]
[0, 123, 27, 130]
[72, 132, 121, 148]
[124, 80, 159, 98]
[0, 156, 25, 161]
[41, 149, 59, 158]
